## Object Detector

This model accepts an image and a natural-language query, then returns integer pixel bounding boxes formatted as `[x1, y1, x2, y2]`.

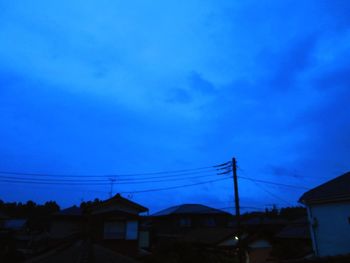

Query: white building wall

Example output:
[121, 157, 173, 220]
[308, 201, 350, 257]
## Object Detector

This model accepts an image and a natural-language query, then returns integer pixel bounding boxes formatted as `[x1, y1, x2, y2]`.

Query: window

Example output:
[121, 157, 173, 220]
[179, 218, 191, 227]
[104, 221, 125, 239]
[126, 220, 138, 240]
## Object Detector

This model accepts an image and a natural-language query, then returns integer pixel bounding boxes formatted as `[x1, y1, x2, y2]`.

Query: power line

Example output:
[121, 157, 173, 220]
[237, 165, 329, 180]
[252, 181, 294, 206]
[0, 173, 226, 185]
[238, 176, 309, 190]
[0, 161, 311, 200]
[0, 177, 230, 192]
[265, 173, 329, 180]
[0, 164, 219, 178]
[213, 161, 231, 167]
[120, 177, 230, 194]
[0, 169, 220, 181]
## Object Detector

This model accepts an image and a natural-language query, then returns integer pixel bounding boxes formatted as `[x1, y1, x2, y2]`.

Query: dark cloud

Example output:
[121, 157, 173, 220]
[279, 58, 350, 182]
[310, 68, 350, 151]
[0, 68, 220, 207]
[1, 0, 350, 209]
[166, 72, 216, 104]
[324, 0, 350, 29]
[265, 166, 301, 178]
[166, 88, 193, 104]
[188, 71, 216, 94]
[267, 34, 319, 92]
[314, 66, 350, 91]
[0, 69, 179, 173]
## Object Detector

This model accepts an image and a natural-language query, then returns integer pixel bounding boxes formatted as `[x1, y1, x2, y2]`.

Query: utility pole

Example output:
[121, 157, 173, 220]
[232, 157, 243, 263]
[215, 158, 243, 262]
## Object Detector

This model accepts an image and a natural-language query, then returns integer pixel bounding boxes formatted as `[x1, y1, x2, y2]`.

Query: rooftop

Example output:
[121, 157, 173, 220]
[152, 204, 230, 216]
[55, 205, 83, 217]
[101, 194, 148, 213]
[299, 171, 350, 204]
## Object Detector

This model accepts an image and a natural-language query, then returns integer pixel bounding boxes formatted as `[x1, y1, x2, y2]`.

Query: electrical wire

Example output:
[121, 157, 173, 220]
[0, 176, 230, 190]
[120, 177, 230, 194]
[238, 176, 309, 190]
[252, 181, 294, 206]
[0, 169, 222, 181]
[0, 164, 220, 178]
[0, 173, 227, 185]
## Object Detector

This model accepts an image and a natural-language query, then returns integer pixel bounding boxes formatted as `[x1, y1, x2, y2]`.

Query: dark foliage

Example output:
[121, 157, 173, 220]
[0, 200, 60, 218]
[279, 206, 307, 220]
[0, 200, 60, 231]
[80, 198, 102, 213]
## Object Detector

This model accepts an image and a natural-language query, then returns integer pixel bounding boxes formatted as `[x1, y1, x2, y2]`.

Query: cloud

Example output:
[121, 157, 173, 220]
[323, 0, 350, 30]
[301, 62, 350, 170]
[1, 0, 350, 209]
[166, 88, 193, 104]
[267, 35, 319, 92]
[265, 166, 301, 178]
[188, 71, 216, 94]
[314, 66, 350, 91]
[166, 71, 217, 104]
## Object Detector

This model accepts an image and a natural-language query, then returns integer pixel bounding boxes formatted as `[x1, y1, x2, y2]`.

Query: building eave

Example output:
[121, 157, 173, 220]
[300, 195, 350, 206]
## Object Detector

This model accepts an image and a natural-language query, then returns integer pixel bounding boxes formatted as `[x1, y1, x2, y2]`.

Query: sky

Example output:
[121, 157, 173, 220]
[0, 0, 350, 213]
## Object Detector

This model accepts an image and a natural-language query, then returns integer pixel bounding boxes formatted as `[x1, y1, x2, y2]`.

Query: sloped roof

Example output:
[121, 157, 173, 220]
[55, 194, 148, 217]
[95, 194, 148, 213]
[299, 171, 350, 204]
[103, 194, 148, 212]
[55, 206, 83, 216]
[152, 204, 230, 216]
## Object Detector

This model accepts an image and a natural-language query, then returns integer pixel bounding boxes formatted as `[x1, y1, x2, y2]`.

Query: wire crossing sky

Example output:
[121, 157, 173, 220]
[0, 0, 350, 211]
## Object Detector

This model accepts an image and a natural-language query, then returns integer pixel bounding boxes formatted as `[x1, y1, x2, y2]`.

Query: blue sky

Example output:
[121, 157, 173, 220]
[0, 0, 350, 212]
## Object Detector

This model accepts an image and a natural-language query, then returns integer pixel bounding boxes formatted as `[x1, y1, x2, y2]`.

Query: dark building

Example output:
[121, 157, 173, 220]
[50, 194, 149, 256]
[151, 204, 232, 244]
[50, 206, 84, 239]
[88, 194, 149, 255]
[272, 217, 312, 260]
